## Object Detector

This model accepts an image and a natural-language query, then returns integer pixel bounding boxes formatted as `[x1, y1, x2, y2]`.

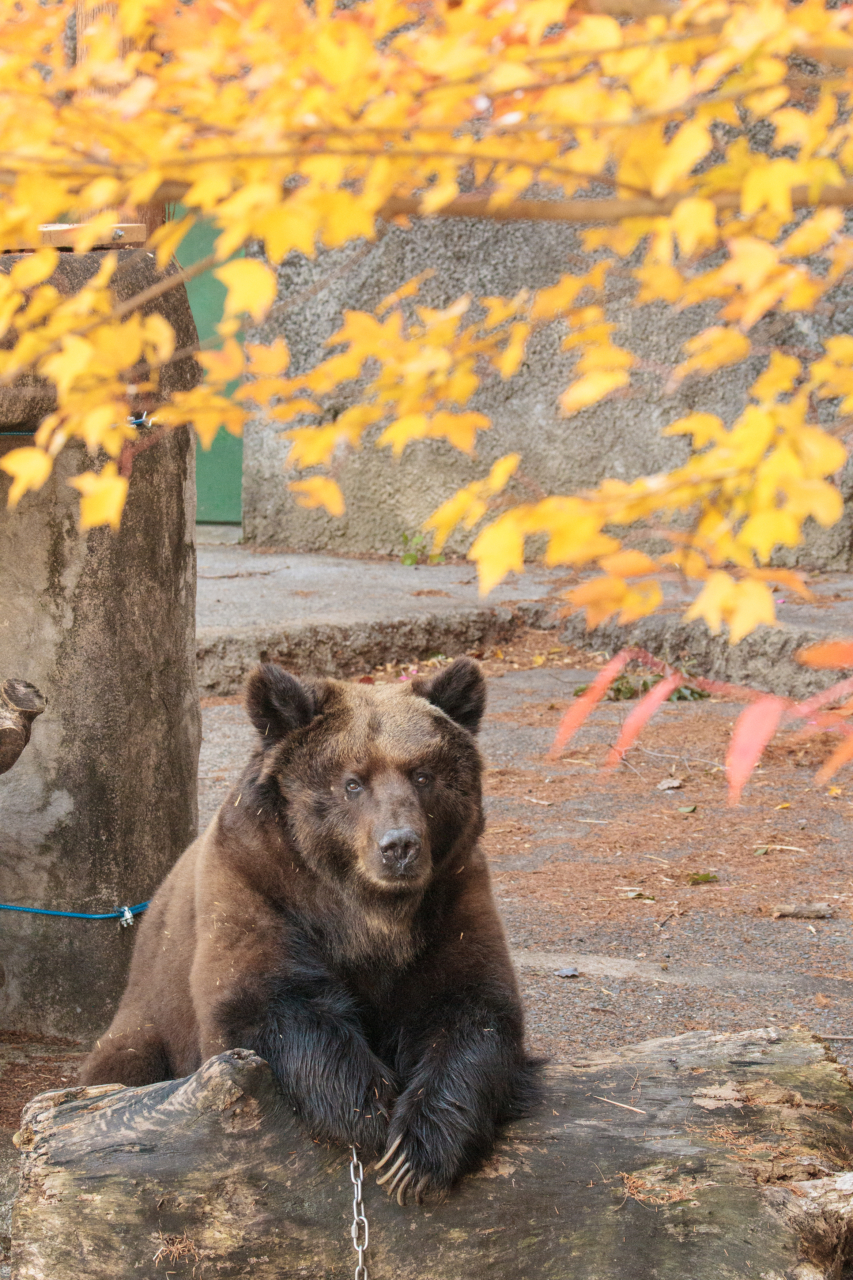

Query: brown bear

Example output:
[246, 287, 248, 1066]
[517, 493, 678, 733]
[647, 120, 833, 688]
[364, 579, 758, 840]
[81, 657, 539, 1203]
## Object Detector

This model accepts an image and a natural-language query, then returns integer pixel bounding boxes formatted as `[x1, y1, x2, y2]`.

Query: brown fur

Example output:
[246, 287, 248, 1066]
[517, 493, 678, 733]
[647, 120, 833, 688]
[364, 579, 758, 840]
[82, 659, 539, 1198]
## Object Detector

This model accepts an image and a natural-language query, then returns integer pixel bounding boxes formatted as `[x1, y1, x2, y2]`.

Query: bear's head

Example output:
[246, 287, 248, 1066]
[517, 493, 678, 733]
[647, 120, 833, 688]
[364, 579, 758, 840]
[242, 658, 485, 898]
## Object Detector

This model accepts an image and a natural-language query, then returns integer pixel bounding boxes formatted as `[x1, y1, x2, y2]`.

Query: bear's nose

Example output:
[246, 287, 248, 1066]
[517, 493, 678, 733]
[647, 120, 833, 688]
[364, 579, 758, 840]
[378, 827, 422, 871]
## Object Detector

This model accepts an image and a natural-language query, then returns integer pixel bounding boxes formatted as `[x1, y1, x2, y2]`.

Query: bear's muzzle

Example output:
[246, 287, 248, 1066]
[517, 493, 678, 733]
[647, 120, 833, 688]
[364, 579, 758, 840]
[378, 827, 423, 877]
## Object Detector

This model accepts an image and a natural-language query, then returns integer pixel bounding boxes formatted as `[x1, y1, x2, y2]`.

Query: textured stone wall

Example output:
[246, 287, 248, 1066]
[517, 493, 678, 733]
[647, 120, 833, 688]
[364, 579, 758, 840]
[243, 217, 853, 568]
[0, 251, 201, 1038]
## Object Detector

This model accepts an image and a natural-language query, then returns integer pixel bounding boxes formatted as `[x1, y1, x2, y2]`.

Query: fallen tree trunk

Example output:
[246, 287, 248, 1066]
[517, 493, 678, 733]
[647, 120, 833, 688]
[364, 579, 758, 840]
[0, 682, 44, 777]
[11, 1028, 853, 1279]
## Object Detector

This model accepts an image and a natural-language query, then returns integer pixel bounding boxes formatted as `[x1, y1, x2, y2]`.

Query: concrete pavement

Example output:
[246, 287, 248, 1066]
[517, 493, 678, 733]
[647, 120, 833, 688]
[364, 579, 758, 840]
[196, 538, 853, 697]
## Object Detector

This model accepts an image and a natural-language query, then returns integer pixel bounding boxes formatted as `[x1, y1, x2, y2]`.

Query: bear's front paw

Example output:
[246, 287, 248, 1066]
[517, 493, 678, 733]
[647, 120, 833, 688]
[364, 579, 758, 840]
[375, 1121, 465, 1206]
[348, 1074, 396, 1155]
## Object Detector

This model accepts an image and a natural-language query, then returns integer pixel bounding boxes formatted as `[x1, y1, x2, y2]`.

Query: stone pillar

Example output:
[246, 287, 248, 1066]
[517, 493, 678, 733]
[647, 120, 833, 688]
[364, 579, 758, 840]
[0, 250, 201, 1038]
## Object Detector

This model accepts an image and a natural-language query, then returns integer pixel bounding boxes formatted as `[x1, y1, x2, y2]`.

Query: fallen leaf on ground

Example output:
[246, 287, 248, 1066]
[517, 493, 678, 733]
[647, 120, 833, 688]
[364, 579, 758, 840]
[772, 903, 832, 919]
[555, 967, 580, 979]
[688, 872, 719, 885]
[657, 778, 683, 791]
[815, 993, 832, 1007]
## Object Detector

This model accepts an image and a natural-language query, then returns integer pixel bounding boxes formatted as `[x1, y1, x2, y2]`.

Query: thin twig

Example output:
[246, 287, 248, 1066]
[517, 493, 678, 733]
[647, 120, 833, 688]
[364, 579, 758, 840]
[592, 1096, 647, 1114]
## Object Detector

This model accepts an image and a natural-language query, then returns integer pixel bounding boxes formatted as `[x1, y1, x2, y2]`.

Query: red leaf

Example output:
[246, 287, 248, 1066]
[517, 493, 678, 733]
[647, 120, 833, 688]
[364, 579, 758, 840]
[603, 673, 683, 771]
[815, 729, 853, 786]
[792, 676, 853, 719]
[797, 641, 853, 670]
[547, 650, 631, 760]
[726, 696, 788, 805]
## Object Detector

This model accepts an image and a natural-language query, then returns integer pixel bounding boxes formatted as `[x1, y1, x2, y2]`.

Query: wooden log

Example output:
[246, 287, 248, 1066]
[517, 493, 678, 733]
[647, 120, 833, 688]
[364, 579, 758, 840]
[11, 1028, 853, 1279]
[0, 682, 44, 777]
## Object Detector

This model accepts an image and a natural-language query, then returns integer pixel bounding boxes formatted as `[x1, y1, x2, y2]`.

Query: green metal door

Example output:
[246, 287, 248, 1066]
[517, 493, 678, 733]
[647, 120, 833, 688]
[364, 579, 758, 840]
[174, 216, 243, 524]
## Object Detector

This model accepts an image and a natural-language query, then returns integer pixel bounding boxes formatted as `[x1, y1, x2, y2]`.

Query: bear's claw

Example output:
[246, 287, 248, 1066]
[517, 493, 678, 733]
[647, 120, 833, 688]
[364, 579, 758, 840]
[375, 1149, 407, 1186]
[375, 1134, 402, 1170]
[394, 1167, 414, 1205]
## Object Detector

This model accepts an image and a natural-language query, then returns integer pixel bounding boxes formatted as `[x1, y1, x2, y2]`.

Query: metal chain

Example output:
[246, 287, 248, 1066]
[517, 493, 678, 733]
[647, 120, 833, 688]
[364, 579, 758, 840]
[350, 1146, 369, 1280]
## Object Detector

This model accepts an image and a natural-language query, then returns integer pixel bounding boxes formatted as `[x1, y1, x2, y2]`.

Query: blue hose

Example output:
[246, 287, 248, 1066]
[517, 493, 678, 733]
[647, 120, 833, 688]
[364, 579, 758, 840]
[0, 901, 149, 921]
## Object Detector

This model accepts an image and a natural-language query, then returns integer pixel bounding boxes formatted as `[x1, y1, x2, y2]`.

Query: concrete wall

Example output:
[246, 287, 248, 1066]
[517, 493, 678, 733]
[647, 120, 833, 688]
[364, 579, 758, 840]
[0, 251, 201, 1038]
[243, 218, 853, 569]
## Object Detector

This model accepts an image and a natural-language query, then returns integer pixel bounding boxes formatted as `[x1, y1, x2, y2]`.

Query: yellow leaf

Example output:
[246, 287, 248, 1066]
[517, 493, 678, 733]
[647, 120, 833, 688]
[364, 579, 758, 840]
[377, 410, 489, 457]
[673, 328, 751, 382]
[267, 398, 322, 422]
[566, 575, 628, 629]
[0, 446, 52, 506]
[598, 550, 658, 577]
[576, 344, 635, 374]
[739, 510, 800, 561]
[560, 369, 630, 415]
[10, 248, 58, 291]
[153, 390, 246, 449]
[670, 199, 718, 257]
[781, 208, 843, 258]
[619, 579, 662, 623]
[246, 338, 291, 375]
[289, 476, 345, 517]
[70, 211, 119, 255]
[485, 453, 520, 494]
[424, 486, 485, 553]
[684, 570, 737, 634]
[661, 548, 709, 578]
[721, 238, 779, 293]
[651, 122, 711, 198]
[76, 402, 133, 457]
[741, 159, 808, 220]
[480, 291, 529, 330]
[727, 580, 777, 645]
[214, 259, 277, 323]
[377, 271, 435, 316]
[284, 424, 357, 469]
[40, 335, 94, 396]
[469, 511, 527, 595]
[68, 462, 128, 531]
[149, 213, 195, 271]
[530, 272, 594, 321]
[750, 352, 800, 402]
[661, 413, 725, 446]
[142, 313, 175, 364]
[255, 204, 318, 262]
[423, 455, 519, 555]
[497, 322, 530, 379]
[199, 338, 245, 384]
[793, 424, 846, 478]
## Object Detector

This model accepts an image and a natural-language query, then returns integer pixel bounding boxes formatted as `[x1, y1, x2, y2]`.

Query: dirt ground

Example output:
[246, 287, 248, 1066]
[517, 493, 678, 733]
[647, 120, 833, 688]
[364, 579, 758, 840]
[3, 627, 852, 1152]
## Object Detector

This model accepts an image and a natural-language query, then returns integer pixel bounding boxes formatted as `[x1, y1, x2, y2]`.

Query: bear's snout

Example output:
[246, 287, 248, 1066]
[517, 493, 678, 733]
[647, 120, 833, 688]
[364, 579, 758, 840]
[378, 827, 422, 875]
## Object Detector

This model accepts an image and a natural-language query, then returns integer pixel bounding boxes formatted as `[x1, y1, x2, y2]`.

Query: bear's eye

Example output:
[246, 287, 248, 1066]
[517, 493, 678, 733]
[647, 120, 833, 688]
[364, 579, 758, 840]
[344, 778, 363, 795]
[413, 770, 432, 788]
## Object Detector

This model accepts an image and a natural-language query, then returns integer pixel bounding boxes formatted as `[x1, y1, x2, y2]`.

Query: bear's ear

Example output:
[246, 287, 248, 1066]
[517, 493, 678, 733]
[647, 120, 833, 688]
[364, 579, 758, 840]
[245, 664, 315, 743]
[414, 656, 486, 734]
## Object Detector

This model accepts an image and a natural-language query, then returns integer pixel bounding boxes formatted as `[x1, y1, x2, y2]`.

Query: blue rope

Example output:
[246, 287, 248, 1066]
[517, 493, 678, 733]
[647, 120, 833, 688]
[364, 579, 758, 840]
[0, 901, 149, 921]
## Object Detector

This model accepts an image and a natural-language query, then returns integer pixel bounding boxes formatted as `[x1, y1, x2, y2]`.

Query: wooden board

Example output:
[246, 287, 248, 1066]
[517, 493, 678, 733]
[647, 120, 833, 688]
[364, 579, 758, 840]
[2, 224, 147, 253]
[11, 1028, 853, 1279]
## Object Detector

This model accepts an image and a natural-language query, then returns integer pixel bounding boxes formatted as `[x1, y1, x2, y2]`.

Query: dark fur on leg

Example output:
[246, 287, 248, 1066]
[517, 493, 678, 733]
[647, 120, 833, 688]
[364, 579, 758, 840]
[219, 966, 398, 1156]
[381, 986, 542, 1199]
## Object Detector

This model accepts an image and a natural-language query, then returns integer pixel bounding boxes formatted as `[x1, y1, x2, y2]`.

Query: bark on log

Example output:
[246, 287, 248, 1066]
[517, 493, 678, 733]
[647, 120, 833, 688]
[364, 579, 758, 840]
[11, 1028, 853, 1279]
[0, 683, 44, 777]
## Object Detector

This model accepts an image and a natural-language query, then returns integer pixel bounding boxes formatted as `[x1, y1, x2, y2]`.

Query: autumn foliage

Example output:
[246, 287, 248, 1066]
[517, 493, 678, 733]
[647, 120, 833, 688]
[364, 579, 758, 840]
[547, 642, 853, 803]
[1, 0, 853, 650]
